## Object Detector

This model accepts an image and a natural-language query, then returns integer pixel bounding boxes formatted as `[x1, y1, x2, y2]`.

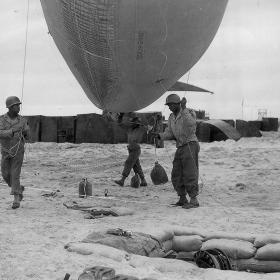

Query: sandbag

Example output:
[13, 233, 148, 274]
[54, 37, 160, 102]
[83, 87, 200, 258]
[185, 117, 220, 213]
[162, 239, 173, 252]
[142, 228, 174, 243]
[177, 251, 196, 261]
[255, 243, 280, 261]
[201, 239, 256, 259]
[173, 226, 206, 238]
[254, 234, 280, 248]
[130, 173, 140, 188]
[64, 242, 127, 262]
[150, 161, 168, 185]
[128, 254, 197, 274]
[172, 235, 203, 252]
[204, 231, 255, 243]
[232, 258, 280, 273]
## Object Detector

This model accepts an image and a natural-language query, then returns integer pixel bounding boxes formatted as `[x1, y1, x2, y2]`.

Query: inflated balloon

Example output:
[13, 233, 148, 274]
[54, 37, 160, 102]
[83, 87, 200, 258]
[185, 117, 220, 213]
[40, 0, 228, 112]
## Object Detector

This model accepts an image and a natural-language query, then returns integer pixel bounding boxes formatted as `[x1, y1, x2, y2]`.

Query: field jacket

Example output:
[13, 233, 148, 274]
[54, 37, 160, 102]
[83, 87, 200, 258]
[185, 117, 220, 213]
[159, 108, 197, 148]
[0, 113, 30, 154]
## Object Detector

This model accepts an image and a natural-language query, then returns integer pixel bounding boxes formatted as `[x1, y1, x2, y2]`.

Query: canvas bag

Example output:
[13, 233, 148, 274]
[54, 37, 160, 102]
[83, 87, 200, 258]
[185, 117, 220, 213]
[150, 161, 168, 185]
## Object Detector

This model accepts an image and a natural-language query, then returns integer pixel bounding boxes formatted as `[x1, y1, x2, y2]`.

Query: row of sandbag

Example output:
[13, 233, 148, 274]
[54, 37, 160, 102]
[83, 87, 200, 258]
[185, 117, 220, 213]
[144, 227, 280, 273]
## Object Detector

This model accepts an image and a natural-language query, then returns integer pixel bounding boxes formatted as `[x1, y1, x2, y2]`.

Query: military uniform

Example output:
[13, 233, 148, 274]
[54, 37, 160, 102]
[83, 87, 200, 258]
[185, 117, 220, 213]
[159, 108, 199, 199]
[122, 125, 147, 180]
[0, 113, 29, 196]
[114, 116, 148, 186]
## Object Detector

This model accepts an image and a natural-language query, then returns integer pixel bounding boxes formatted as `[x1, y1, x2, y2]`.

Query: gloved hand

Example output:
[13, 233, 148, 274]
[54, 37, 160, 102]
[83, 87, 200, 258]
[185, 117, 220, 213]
[22, 127, 29, 138]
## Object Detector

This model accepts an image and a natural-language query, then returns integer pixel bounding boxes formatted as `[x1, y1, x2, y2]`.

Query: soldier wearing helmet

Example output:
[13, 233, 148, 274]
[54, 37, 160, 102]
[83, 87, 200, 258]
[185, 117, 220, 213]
[156, 93, 200, 208]
[0, 96, 30, 209]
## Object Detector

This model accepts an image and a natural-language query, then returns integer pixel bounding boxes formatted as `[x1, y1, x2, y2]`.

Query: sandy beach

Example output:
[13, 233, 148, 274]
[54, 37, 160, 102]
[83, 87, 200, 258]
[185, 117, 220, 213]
[1, 132, 280, 280]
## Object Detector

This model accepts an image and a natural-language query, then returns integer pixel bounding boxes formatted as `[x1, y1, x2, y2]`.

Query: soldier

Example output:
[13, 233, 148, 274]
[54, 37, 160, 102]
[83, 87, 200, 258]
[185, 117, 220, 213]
[114, 113, 148, 187]
[0, 96, 30, 209]
[156, 94, 200, 208]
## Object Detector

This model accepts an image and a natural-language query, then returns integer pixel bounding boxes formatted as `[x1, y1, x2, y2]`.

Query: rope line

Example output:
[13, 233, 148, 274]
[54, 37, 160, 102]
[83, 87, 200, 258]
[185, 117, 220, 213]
[2, 131, 24, 159]
[20, 0, 30, 111]
[184, 71, 191, 98]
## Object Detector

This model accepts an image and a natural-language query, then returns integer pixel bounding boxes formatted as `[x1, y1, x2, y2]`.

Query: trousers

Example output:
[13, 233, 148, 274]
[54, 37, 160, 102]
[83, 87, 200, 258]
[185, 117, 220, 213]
[122, 146, 144, 180]
[1, 149, 24, 195]
[171, 141, 200, 198]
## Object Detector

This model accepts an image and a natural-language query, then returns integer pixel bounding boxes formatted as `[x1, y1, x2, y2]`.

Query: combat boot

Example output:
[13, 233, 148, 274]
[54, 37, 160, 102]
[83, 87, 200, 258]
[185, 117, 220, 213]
[12, 195, 20, 209]
[182, 196, 199, 209]
[173, 195, 188, 206]
[19, 185, 25, 201]
[140, 178, 147, 187]
[114, 176, 126, 187]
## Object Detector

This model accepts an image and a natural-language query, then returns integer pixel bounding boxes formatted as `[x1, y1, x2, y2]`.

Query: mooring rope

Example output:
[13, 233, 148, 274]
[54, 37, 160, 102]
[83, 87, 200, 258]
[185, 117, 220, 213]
[20, 0, 30, 110]
[184, 71, 191, 98]
[2, 130, 24, 159]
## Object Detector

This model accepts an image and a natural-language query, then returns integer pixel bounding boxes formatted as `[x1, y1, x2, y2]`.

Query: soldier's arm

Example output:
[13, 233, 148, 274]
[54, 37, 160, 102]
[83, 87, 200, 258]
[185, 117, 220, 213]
[180, 108, 197, 139]
[182, 108, 197, 123]
[159, 118, 175, 140]
[0, 118, 13, 139]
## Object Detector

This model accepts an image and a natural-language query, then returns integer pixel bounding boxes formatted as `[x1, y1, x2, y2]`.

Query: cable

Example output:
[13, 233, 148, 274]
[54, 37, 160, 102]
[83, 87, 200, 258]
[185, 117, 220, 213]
[184, 71, 191, 98]
[2, 129, 25, 160]
[20, 0, 30, 112]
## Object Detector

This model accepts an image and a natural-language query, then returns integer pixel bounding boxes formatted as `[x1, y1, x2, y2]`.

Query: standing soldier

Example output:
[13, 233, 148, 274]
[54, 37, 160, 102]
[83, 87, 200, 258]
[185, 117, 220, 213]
[157, 94, 200, 209]
[0, 96, 30, 209]
[114, 112, 148, 187]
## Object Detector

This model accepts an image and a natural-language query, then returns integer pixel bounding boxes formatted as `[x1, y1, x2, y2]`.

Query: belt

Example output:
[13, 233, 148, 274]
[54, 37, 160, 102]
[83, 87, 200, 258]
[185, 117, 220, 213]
[178, 141, 198, 148]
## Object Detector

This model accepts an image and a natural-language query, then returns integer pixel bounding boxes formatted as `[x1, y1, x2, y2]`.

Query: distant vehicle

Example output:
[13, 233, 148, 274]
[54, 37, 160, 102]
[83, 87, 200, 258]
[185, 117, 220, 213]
[40, 0, 228, 112]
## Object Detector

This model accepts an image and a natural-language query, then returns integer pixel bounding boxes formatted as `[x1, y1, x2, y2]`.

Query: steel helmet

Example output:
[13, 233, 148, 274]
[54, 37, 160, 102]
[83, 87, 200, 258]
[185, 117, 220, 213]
[6, 96, 21, 108]
[165, 94, 181, 105]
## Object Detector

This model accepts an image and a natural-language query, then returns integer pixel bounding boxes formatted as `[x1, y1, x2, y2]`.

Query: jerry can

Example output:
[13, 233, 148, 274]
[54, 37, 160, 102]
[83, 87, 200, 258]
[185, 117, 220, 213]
[79, 178, 92, 198]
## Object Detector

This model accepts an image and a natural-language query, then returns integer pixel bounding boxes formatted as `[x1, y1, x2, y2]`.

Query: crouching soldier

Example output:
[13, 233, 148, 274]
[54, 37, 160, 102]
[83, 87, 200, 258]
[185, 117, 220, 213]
[114, 113, 148, 187]
[0, 96, 30, 209]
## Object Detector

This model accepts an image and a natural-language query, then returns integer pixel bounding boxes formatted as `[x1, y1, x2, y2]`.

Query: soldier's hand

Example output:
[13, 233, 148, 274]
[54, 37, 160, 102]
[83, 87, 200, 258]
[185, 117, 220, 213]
[22, 127, 29, 138]
[11, 124, 24, 134]
[181, 97, 187, 109]
[150, 132, 160, 140]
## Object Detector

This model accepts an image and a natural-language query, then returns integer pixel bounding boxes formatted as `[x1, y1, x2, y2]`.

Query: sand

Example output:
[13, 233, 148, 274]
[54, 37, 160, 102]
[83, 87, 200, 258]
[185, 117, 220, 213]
[1, 131, 280, 280]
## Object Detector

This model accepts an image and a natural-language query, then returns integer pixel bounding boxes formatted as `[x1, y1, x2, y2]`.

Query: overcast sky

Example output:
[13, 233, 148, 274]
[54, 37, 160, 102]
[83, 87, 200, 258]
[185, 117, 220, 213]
[0, 0, 280, 120]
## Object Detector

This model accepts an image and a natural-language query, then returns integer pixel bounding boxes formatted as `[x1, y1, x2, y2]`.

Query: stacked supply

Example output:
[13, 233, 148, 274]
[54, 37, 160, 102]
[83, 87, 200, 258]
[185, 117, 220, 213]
[155, 227, 280, 273]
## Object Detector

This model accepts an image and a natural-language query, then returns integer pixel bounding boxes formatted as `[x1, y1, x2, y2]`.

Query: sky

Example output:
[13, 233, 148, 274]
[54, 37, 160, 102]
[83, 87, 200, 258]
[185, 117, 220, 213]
[0, 0, 280, 120]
